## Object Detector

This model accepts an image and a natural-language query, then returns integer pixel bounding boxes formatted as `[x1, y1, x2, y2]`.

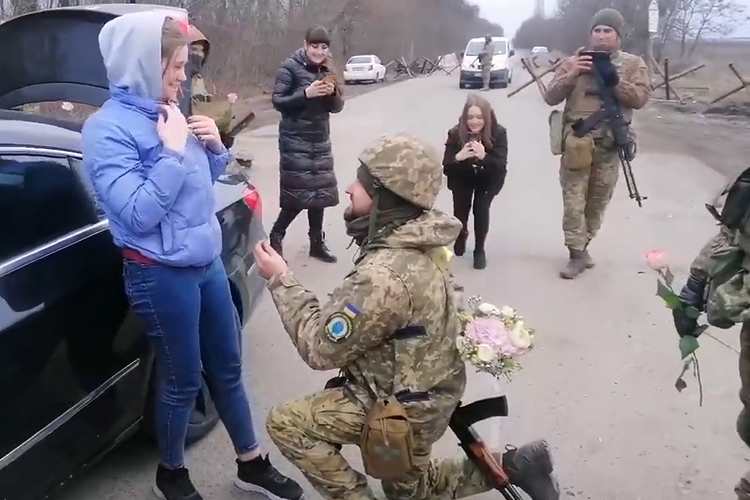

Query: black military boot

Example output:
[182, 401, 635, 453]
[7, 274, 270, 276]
[559, 248, 587, 280]
[500, 440, 560, 500]
[269, 232, 284, 258]
[454, 229, 469, 256]
[153, 464, 203, 500]
[309, 232, 337, 263]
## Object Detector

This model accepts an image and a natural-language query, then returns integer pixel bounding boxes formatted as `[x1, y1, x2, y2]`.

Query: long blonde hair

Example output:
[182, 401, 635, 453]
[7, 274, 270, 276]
[457, 93, 497, 149]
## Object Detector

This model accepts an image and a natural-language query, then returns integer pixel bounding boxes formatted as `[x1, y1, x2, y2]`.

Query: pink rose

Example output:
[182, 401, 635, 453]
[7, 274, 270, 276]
[645, 249, 668, 271]
[227, 93, 238, 104]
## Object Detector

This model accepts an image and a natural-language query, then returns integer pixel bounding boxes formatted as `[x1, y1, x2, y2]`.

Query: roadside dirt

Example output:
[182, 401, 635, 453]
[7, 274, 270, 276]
[636, 102, 750, 180]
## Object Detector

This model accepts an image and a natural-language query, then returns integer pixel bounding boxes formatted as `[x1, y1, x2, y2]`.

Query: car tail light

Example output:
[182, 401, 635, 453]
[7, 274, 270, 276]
[242, 186, 262, 218]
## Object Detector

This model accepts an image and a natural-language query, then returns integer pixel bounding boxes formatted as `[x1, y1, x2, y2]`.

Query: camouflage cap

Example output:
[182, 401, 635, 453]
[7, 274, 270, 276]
[358, 133, 443, 210]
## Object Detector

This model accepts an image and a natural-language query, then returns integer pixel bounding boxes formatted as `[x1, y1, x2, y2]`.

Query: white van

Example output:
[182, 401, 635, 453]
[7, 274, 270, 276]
[458, 36, 515, 89]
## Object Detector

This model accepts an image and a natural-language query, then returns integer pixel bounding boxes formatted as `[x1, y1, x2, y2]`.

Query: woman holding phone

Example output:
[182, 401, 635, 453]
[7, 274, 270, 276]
[442, 93, 508, 270]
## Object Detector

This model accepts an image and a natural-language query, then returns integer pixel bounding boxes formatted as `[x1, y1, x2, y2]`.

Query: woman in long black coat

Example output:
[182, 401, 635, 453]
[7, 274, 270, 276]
[443, 93, 508, 270]
[268, 25, 343, 263]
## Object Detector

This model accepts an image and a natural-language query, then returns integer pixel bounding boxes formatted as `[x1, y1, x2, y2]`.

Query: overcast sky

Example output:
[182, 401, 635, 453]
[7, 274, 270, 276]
[468, 0, 750, 38]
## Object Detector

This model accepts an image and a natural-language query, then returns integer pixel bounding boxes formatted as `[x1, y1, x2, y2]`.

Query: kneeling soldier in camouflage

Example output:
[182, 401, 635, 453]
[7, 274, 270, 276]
[253, 133, 560, 500]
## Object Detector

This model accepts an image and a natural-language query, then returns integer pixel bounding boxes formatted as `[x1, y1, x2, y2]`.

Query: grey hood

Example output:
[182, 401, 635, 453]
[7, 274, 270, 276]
[98, 9, 187, 101]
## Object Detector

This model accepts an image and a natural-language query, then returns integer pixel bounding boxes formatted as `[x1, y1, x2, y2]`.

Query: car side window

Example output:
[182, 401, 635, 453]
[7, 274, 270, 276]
[0, 154, 100, 264]
[67, 157, 107, 220]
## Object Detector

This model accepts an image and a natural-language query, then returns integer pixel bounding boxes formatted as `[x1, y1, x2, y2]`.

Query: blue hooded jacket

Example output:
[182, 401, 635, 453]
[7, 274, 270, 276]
[81, 10, 231, 267]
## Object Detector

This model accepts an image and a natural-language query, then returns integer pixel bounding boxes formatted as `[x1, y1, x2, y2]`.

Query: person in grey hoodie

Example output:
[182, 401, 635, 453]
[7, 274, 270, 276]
[81, 11, 303, 500]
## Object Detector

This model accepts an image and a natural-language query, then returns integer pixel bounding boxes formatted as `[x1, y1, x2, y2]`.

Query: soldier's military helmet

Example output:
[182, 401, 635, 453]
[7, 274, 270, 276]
[187, 24, 210, 61]
[358, 133, 443, 210]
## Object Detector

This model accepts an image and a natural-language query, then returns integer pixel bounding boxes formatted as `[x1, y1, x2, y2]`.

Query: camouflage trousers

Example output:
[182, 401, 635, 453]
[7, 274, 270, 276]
[266, 388, 494, 499]
[735, 322, 750, 499]
[559, 140, 619, 251]
[481, 66, 491, 89]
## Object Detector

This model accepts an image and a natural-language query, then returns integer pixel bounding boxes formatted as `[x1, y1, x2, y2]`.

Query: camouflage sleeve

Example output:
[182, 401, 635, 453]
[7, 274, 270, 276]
[542, 63, 577, 106]
[614, 56, 651, 110]
[688, 229, 733, 279]
[267, 264, 411, 371]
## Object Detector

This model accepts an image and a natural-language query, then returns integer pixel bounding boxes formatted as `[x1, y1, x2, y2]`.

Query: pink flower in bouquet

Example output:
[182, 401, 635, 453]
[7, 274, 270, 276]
[466, 317, 524, 357]
[645, 249, 668, 271]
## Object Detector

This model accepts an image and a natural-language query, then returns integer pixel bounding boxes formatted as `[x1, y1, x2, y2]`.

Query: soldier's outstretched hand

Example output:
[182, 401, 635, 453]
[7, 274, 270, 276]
[254, 240, 288, 280]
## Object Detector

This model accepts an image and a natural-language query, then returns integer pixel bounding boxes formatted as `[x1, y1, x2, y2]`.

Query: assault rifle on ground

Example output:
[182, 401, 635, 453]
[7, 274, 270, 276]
[449, 396, 525, 500]
[570, 52, 647, 207]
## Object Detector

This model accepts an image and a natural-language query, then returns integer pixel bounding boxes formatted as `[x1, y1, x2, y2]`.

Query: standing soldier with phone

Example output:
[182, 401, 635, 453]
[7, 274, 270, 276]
[479, 35, 494, 91]
[542, 8, 651, 279]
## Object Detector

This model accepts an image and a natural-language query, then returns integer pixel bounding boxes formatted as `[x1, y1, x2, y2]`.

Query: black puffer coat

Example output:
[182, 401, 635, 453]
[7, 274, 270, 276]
[271, 48, 344, 210]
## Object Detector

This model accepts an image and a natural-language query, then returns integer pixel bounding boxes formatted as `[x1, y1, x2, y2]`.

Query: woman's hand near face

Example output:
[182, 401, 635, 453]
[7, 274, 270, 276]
[157, 102, 189, 154]
[471, 140, 486, 160]
[305, 80, 329, 98]
[455, 142, 475, 162]
[188, 115, 223, 154]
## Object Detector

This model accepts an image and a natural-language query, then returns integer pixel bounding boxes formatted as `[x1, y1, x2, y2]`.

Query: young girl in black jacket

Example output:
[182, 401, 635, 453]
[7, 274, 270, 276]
[442, 93, 508, 269]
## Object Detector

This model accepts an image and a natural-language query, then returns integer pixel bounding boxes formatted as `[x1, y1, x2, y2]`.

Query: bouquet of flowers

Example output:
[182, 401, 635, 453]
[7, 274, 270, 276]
[456, 295, 535, 381]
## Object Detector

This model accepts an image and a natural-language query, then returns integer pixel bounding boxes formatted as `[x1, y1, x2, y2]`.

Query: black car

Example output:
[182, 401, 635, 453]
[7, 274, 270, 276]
[0, 4, 267, 499]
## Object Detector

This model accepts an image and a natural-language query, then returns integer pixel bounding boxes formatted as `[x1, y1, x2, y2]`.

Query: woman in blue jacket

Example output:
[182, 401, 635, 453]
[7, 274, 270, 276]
[81, 12, 303, 500]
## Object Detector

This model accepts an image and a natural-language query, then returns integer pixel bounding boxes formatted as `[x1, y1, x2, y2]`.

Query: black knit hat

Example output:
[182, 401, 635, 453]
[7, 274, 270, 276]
[305, 25, 331, 45]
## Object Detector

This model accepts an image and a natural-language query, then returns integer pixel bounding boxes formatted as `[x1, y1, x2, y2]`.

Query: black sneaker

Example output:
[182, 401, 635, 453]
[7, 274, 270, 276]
[153, 464, 203, 500]
[235, 455, 305, 500]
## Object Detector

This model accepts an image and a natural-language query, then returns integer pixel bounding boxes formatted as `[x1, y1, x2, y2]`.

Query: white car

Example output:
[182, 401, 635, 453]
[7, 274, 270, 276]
[531, 46, 549, 55]
[343, 54, 386, 84]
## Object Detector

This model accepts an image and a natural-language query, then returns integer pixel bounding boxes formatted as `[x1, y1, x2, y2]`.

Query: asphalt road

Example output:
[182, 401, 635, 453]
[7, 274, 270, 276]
[55, 64, 747, 500]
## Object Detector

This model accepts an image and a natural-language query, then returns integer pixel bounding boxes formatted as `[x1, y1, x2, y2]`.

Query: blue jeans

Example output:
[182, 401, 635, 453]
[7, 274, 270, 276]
[124, 257, 259, 468]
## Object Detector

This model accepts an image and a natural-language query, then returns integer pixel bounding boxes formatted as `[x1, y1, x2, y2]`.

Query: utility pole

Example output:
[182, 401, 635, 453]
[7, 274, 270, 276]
[534, 0, 544, 17]
[647, 0, 659, 75]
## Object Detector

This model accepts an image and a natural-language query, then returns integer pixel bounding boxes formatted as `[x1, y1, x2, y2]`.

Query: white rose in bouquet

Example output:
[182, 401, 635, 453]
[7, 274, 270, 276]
[477, 303, 501, 317]
[508, 322, 532, 350]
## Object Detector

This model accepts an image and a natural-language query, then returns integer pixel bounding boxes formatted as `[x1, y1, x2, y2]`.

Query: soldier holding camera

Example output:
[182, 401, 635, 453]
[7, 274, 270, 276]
[543, 8, 651, 279]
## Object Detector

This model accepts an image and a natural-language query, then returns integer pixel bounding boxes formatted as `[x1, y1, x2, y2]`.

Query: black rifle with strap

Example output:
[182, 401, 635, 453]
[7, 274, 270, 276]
[570, 58, 646, 207]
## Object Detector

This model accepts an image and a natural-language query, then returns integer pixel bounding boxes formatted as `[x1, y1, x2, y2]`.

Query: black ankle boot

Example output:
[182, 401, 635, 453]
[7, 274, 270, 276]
[454, 230, 468, 256]
[309, 232, 337, 263]
[473, 249, 487, 269]
[269, 232, 284, 258]
[501, 440, 560, 500]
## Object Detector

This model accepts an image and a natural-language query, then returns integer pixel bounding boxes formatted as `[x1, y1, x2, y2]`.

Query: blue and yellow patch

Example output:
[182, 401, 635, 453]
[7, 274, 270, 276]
[325, 312, 352, 342]
[325, 303, 361, 343]
[343, 302, 361, 319]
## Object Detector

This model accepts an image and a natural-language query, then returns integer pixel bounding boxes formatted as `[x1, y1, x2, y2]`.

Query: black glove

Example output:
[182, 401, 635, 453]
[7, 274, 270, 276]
[672, 273, 707, 337]
[593, 58, 620, 87]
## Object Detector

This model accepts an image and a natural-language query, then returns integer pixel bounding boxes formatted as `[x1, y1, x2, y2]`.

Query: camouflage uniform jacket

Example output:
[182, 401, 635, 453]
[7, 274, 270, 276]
[543, 50, 651, 138]
[268, 209, 467, 424]
[479, 44, 493, 68]
[191, 74, 232, 135]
